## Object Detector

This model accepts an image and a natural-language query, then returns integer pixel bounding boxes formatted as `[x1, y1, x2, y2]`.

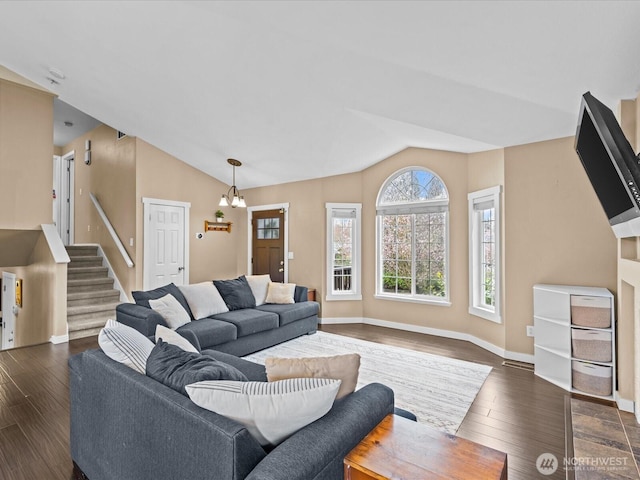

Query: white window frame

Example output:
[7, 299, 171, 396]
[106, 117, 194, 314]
[325, 203, 362, 301]
[374, 167, 450, 306]
[468, 185, 502, 323]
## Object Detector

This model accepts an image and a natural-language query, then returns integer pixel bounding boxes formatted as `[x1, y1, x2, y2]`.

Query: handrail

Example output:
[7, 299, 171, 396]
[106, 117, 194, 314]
[41, 224, 70, 264]
[90, 193, 134, 268]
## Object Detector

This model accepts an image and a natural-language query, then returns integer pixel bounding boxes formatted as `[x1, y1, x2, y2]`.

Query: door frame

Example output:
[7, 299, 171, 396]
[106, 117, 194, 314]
[142, 197, 191, 290]
[56, 151, 75, 246]
[1, 271, 16, 350]
[247, 203, 289, 282]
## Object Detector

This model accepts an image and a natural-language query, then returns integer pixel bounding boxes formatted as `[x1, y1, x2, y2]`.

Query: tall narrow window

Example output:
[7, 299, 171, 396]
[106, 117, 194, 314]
[468, 186, 502, 322]
[376, 168, 449, 304]
[326, 203, 362, 300]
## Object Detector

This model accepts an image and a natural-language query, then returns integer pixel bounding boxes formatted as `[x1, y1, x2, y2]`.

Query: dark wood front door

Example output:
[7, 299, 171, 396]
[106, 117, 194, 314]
[252, 209, 285, 282]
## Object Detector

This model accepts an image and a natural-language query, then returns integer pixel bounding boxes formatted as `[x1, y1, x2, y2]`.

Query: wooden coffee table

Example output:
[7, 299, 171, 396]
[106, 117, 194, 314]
[344, 414, 508, 480]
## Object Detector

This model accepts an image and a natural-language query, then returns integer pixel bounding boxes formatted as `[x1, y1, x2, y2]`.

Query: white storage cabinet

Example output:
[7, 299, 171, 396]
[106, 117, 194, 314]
[533, 284, 616, 400]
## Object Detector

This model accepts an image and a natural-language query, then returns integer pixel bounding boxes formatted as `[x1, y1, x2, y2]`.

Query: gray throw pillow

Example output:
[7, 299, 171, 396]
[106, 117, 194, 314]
[213, 275, 256, 311]
[132, 283, 194, 319]
[145, 340, 248, 395]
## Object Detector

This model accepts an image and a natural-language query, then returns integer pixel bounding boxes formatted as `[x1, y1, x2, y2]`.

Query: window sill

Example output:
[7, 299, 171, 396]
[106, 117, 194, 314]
[374, 293, 451, 307]
[325, 294, 362, 302]
[469, 306, 502, 324]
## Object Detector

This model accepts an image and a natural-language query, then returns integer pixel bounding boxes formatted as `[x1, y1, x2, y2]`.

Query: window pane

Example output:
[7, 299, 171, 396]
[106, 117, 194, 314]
[479, 207, 496, 308]
[331, 216, 354, 292]
[377, 170, 448, 300]
[380, 170, 448, 204]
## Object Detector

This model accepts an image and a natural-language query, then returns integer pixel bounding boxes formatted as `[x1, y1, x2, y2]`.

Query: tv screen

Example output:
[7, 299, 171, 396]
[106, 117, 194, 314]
[575, 92, 640, 237]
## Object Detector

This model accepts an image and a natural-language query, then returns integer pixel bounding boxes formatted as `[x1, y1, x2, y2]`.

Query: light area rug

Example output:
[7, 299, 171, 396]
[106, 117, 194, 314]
[243, 331, 492, 434]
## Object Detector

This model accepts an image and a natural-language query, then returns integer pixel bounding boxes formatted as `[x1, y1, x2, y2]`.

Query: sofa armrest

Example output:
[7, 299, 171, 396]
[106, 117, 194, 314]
[246, 383, 394, 480]
[70, 350, 267, 480]
[116, 303, 166, 337]
[294, 286, 308, 303]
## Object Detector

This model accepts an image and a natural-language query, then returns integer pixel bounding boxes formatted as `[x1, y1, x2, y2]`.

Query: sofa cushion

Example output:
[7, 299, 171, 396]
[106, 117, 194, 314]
[132, 283, 194, 319]
[148, 293, 191, 329]
[177, 318, 237, 349]
[186, 378, 341, 446]
[201, 349, 268, 381]
[179, 282, 229, 319]
[155, 324, 199, 353]
[213, 276, 256, 311]
[256, 302, 319, 326]
[146, 340, 248, 395]
[265, 282, 296, 304]
[213, 309, 279, 337]
[265, 354, 360, 399]
[98, 319, 154, 374]
[246, 274, 271, 306]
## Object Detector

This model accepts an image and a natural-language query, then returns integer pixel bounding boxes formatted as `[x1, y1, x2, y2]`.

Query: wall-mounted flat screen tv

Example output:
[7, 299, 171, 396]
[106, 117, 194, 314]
[575, 91, 640, 238]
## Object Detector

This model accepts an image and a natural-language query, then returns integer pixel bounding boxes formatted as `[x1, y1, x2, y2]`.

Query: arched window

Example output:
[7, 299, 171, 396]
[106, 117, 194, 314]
[376, 167, 449, 303]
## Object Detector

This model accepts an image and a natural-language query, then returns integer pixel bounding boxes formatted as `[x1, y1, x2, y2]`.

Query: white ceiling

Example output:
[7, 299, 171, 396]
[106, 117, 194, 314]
[1, 1, 639, 189]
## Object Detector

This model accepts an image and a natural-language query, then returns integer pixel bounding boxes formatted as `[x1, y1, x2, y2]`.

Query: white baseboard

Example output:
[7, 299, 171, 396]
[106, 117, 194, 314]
[50, 334, 69, 344]
[319, 317, 362, 325]
[319, 316, 535, 363]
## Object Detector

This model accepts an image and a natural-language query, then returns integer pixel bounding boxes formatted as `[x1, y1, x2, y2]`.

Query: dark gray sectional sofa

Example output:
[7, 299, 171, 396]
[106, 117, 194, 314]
[115, 282, 319, 356]
[69, 347, 395, 480]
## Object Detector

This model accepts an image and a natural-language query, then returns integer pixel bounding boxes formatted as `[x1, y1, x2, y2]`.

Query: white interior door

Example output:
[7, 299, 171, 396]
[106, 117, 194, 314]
[1, 272, 16, 350]
[53, 155, 60, 233]
[58, 151, 75, 246]
[143, 198, 190, 290]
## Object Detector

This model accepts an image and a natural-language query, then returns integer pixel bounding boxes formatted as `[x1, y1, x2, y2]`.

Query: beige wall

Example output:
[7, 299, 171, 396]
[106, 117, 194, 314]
[67, 126, 244, 296]
[242, 141, 617, 360]
[65, 125, 137, 295]
[467, 148, 506, 349]
[504, 137, 617, 355]
[3, 231, 66, 347]
[617, 94, 640, 408]
[0, 70, 61, 349]
[135, 139, 240, 288]
[0, 78, 54, 229]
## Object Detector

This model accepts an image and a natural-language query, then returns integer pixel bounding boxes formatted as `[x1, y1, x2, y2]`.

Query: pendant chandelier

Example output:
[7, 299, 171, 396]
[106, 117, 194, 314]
[219, 158, 246, 208]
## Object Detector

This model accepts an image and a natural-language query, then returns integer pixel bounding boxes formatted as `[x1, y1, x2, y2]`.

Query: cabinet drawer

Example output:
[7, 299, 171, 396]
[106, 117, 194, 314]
[570, 295, 611, 328]
[571, 329, 612, 362]
[572, 360, 612, 396]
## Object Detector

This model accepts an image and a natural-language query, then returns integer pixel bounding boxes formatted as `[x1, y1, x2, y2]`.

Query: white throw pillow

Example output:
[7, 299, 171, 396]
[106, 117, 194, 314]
[98, 320, 154, 374]
[246, 274, 271, 306]
[149, 293, 191, 329]
[179, 282, 229, 319]
[265, 282, 296, 304]
[155, 324, 198, 353]
[186, 378, 340, 446]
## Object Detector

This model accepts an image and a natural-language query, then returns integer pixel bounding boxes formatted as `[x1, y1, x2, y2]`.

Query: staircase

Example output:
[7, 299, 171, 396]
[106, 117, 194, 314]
[66, 245, 121, 339]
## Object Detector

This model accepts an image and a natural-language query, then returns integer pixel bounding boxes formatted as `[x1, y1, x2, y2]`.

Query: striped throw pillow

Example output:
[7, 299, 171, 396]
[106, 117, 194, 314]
[98, 320, 154, 374]
[186, 377, 341, 446]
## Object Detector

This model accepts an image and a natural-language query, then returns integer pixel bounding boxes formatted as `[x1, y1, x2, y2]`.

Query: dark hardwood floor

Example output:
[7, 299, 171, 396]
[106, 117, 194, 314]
[0, 325, 566, 480]
[321, 324, 566, 480]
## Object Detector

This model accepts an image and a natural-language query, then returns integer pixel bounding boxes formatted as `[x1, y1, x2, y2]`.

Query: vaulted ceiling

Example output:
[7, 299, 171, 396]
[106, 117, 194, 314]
[1, 1, 639, 188]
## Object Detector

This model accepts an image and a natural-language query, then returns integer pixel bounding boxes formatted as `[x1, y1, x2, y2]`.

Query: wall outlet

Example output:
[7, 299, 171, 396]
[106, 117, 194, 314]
[526, 325, 535, 337]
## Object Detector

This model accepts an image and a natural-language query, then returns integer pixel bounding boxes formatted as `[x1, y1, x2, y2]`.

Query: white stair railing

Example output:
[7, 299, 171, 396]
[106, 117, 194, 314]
[90, 193, 134, 268]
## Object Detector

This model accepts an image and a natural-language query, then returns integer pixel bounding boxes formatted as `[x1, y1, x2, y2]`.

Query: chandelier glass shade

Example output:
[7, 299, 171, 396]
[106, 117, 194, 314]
[219, 158, 246, 208]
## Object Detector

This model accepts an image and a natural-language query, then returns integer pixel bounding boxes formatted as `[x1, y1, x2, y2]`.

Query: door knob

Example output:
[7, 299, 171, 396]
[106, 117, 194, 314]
[278, 268, 284, 273]
[178, 266, 184, 271]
